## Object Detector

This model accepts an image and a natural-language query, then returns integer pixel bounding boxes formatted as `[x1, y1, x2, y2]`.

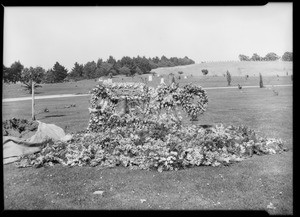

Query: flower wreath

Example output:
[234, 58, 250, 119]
[155, 83, 181, 109]
[179, 84, 208, 120]
[89, 82, 148, 110]
[88, 82, 151, 132]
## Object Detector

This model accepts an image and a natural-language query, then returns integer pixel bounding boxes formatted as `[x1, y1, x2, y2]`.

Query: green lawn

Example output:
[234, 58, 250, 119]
[152, 61, 293, 77]
[2, 85, 293, 145]
[2, 80, 293, 213]
[2, 75, 292, 99]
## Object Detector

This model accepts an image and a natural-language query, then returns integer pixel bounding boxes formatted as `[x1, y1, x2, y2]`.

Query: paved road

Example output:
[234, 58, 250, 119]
[3, 84, 292, 103]
[3, 93, 91, 102]
[203, 84, 292, 90]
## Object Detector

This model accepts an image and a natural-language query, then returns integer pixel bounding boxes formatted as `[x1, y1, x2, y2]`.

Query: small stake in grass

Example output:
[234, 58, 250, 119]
[259, 73, 264, 88]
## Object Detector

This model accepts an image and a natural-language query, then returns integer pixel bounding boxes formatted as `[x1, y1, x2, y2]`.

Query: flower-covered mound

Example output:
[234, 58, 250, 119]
[16, 121, 288, 172]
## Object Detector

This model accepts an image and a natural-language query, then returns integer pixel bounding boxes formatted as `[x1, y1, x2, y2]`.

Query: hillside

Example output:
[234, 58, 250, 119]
[151, 61, 293, 77]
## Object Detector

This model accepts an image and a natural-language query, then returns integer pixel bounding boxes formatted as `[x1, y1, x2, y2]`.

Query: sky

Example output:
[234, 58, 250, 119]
[3, 3, 292, 71]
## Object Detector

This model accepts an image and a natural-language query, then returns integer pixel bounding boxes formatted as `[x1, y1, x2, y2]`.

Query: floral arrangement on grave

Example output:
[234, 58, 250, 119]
[178, 84, 208, 121]
[88, 81, 209, 133]
[16, 81, 287, 171]
[88, 81, 150, 132]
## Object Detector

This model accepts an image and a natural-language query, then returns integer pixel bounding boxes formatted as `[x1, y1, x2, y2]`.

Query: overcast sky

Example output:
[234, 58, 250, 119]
[4, 3, 292, 70]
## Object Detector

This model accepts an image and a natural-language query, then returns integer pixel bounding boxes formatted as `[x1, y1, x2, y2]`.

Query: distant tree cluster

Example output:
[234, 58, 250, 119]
[238, 52, 292, 62]
[281, 52, 293, 61]
[3, 61, 23, 83]
[3, 55, 195, 84]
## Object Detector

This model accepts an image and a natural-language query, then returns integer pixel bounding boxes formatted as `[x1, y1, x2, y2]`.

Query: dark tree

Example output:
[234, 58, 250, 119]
[282, 52, 293, 61]
[134, 66, 143, 75]
[259, 73, 264, 88]
[3, 61, 24, 83]
[264, 52, 280, 61]
[21, 66, 45, 93]
[226, 70, 232, 86]
[69, 62, 84, 78]
[120, 56, 134, 68]
[3, 65, 11, 83]
[96, 58, 103, 68]
[43, 69, 55, 83]
[251, 53, 262, 61]
[51, 62, 68, 83]
[238, 54, 250, 61]
[83, 61, 97, 79]
[119, 66, 131, 76]
[107, 56, 117, 65]
[99, 62, 113, 76]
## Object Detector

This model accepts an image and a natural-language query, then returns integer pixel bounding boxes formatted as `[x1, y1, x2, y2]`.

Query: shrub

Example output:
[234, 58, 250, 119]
[259, 73, 264, 88]
[202, 69, 208, 75]
[226, 70, 231, 86]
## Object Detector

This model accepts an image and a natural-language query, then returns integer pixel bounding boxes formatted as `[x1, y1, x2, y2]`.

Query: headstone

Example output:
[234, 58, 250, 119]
[184, 76, 187, 79]
[160, 78, 165, 84]
[149, 75, 152, 81]
[107, 79, 113, 83]
[99, 78, 103, 82]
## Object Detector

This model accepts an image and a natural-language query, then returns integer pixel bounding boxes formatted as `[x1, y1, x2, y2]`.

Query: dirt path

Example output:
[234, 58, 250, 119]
[2, 84, 292, 103]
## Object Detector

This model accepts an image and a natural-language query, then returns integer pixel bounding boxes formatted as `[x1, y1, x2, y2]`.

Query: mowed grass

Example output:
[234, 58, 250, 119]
[2, 85, 293, 145]
[2, 74, 292, 99]
[152, 61, 293, 77]
[3, 83, 293, 213]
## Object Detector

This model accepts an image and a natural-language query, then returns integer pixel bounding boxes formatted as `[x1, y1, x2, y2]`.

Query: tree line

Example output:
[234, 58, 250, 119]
[3, 55, 195, 84]
[238, 52, 293, 62]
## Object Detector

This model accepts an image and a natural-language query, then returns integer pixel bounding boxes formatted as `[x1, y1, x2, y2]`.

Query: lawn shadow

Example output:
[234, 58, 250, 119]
[41, 114, 66, 119]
